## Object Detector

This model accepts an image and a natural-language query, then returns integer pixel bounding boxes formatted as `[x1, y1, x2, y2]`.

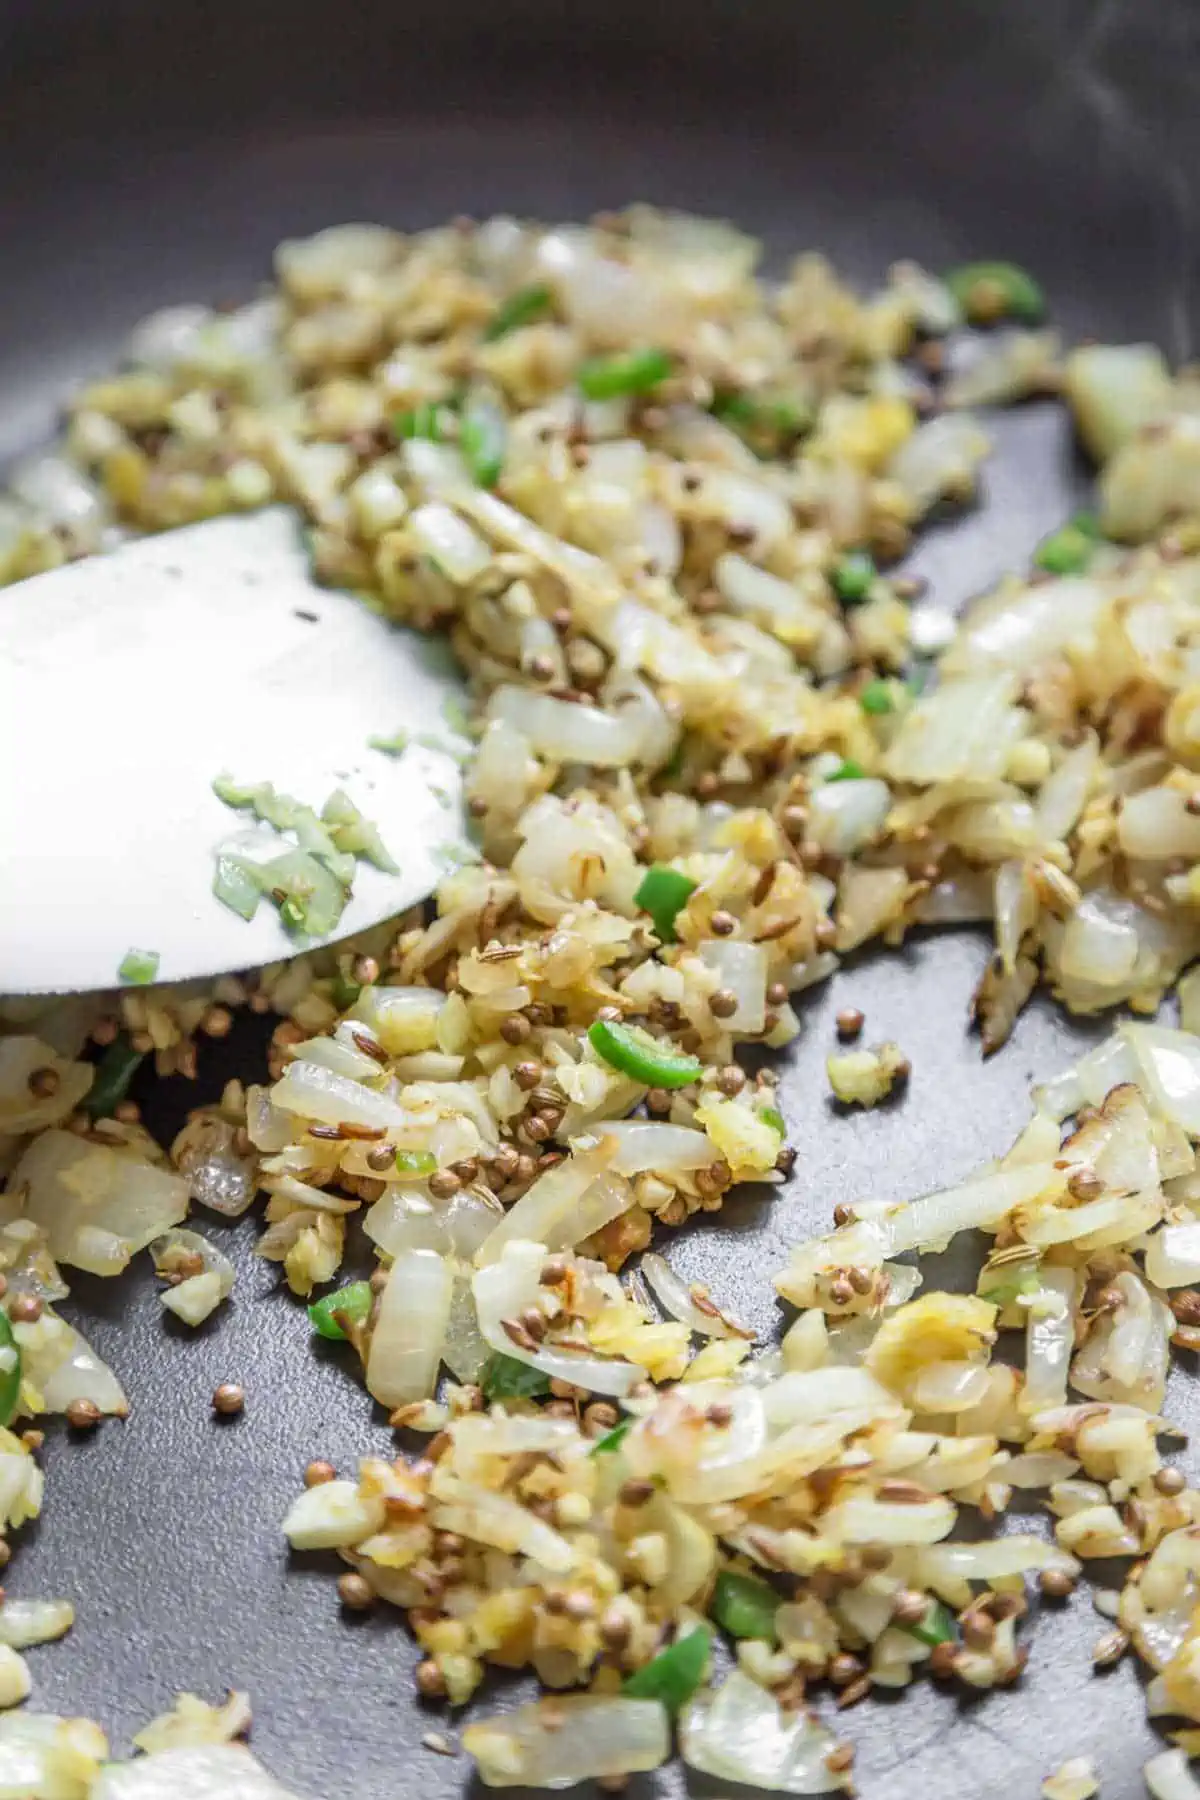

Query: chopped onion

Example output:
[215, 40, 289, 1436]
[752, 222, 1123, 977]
[22, 1314, 128, 1416]
[1145, 1751, 1200, 1800]
[473, 1240, 643, 1396]
[12, 1132, 188, 1276]
[429, 1466, 577, 1572]
[366, 1249, 453, 1409]
[597, 1121, 712, 1175]
[1123, 1024, 1200, 1136]
[489, 686, 650, 768]
[151, 1229, 235, 1326]
[409, 501, 492, 584]
[270, 1061, 411, 1132]
[92, 1742, 306, 1800]
[807, 779, 891, 856]
[1146, 1221, 1200, 1288]
[0, 1039, 94, 1137]
[0, 1599, 72, 1650]
[680, 1671, 851, 1793]
[463, 1695, 669, 1789]
[476, 1146, 615, 1266]
[641, 1252, 750, 1339]
[697, 939, 768, 1033]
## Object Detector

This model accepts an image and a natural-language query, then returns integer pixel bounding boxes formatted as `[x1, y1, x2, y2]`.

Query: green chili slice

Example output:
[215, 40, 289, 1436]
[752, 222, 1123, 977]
[831, 551, 876, 605]
[622, 1626, 711, 1712]
[393, 1150, 437, 1176]
[308, 1280, 373, 1342]
[634, 865, 697, 945]
[480, 1352, 552, 1402]
[461, 392, 507, 488]
[1034, 517, 1098, 576]
[945, 261, 1045, 326]
[577, 349, 672, 401]
[483, 283, 553, 342]
[0, 1314, 21, 1430]
[859, 679, 895, 716]
[759, 1105, 786, 1136]
[826, 758, 866, 784]
[85, 1034, 146, 1119]
[117, 948, 159, 987]
[711, 1569, 780, 1642]
[393, 402, 444, 442]
[588, 1020, 702, 1089]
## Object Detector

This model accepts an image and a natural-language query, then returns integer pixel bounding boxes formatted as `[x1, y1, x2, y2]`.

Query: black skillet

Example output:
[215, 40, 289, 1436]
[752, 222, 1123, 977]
[2, 1, 1199, 1793]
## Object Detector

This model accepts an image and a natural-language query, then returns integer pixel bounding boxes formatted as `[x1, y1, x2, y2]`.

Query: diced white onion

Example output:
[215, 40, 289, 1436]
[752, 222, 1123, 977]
[366, 1249, 453, 1408]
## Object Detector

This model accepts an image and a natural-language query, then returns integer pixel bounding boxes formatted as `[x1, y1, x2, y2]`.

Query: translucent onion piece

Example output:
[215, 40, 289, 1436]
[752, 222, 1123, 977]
[1145, 1751, 1200, 1800]
[463, 1695, 670, 1790]
[807, 779, 891, 856]
[680, 1672, 851, 1793]
[152, 1229, 235, 1327]
[473, 1241, 643, 1397]
[12, 1132, 188, 1276]
[597, 1121, 712, 1176]
[0, 1599, 73, 1650]
[348, 986, 446, 1056]
[1023, 1267, 1075, 1414]
[270, 1060, 412, 1132]
[1146, 1221, 1200, 1288]
[0, 1712, 109, 1800]
[366, 1249, 453, 1408]
[641, 1252, 751, 1339]
[489, 685, 648, 768]
[0, 1040, 93, 1137]
[698, 939, 768, 1033]
[475, 1146, 614, 1266]
[26, 1315, 128, 1416]
[429, 1468, 577, 1572]
[1123, 1024, 1200, 1137]
[91, 1742, 306, 1800]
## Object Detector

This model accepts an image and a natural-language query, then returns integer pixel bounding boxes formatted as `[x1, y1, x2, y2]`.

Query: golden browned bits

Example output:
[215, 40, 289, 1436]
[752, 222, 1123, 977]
[8, 1295, 42, 1326]
[766, 982, 789, 1008]
[500, 1014, 531, 1045]
[563, 1590, 595, 1622]
[960, 1609, 995, 1650]
[65, 1398, 101, 1431]
[599, 1606, 631, 1650]
[212, 1382, 245, 1416]
[415, 1660, 447, 1699]
[780, 804, 808, 840]
[825, 1744, 856, 1774]
[835, 1007, 865, 1041]
[428, 1168, 461, 1199]
[828, 1276, 854, 1307]
[1038, 1567, 1076, 1599]
[709, 909, 737, 936]
[337, 1571, 375, 1610]
[540, 1256, 570, 1286]
[304, 1460, 336, 1487]
[514, 1060, 542, 1091]
[815, 919, 838, 950]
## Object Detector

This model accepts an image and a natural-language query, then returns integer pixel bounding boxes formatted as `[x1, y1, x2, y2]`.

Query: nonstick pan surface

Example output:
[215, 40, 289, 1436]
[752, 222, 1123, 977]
[3, 1, 1200, 1793]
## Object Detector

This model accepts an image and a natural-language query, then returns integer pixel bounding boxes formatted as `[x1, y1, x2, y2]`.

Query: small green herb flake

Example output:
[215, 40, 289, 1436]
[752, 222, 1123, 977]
[577, 348, 673, 402]
[394, 1150, 437, 1176]
[832, 551, 876, 605]
[623, 1626, 711, 1712]
[0, 1314, 21, 1431]
[711, 1569, 781, 1642]
[759, 1105, 786, 1136]
[591, 1416, 634, 1455]
[483, 282, 553, 342]
[118, 948, 159, 987]
[460, 394, 508, 488]
[945, 260, 1045, 326]
[859, 679, 894, 716]
[634, 864, 698, 944]
[826, 758, 866, 784]
[480, 1352, 552, 1402]
[710, 391, 810, 454]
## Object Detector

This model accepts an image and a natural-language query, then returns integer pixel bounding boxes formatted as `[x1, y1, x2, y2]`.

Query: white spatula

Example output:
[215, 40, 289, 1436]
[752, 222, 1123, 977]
[0, 509, 470, 996]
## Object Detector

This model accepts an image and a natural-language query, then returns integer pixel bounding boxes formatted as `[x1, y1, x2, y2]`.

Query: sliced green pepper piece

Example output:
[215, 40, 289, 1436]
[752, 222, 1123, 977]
[480, 1352, 551, 1402]
[591, 1416, 634, 1454]
[758, 1105, 786, 1136]
[577, 349, 672, 401]
[832, 551, 876, 605]
[394, 1150, 437, 1176]
[118, 948, 159, 987]
[85, 1034, 145, 1119]
[903, 1598, 957, 1647]
[622, 1626, 711, 1712]
[710, 391, 811, 455]
[945, 260, 1045, 326]
[331, 970, 362, 1012]
[393, 402, 444, 441]
[483, 283, 553, 342]
[308, 1280, 373, 1342]
[859, 679, 895, 716]
[826, 758, 866, 784]
[634, 865, 697, 944]
[0, 1313, 21, 1430]
[461, 392, 507, 488]
[711, 1569, 780, 1642]
[1034, 520, 1096, 576]
[588, 1020, 702, 1089]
